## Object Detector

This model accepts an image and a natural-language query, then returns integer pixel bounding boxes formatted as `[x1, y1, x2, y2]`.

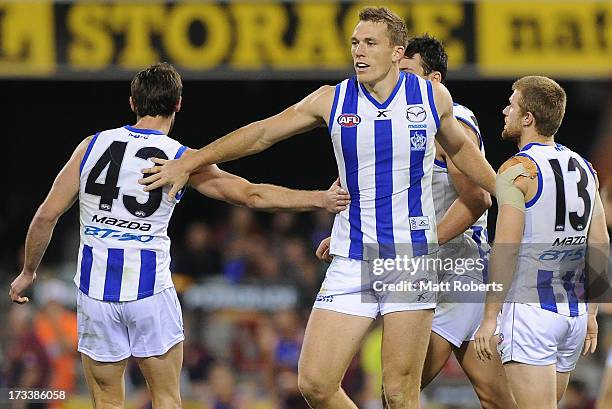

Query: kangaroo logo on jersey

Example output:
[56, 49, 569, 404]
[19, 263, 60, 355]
[410, 130, 427, 151]
[406, 105, 427, 122]
[337, 114, 361, 127]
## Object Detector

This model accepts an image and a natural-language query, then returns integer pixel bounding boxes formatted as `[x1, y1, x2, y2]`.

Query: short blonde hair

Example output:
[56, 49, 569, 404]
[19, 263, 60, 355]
[358, 7, 408, 47]
[512, 76, 566, 137]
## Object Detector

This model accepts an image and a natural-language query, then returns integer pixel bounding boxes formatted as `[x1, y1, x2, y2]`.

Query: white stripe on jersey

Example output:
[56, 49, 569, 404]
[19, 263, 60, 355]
[509, 143, 596, 316]
[432, 103, 488, 281]
[328, 72, 439, 260]
[74, 126, 186, 302]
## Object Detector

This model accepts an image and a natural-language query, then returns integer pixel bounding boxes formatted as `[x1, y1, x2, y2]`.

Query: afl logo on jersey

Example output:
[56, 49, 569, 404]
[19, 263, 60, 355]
[406, 105, 427, 122]
[337, 114, 361, 127]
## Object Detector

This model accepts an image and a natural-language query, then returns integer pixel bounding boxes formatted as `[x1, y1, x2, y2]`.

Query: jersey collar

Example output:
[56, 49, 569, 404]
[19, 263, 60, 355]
[358, 71, 405, 110]
[124, 125, 165, 135]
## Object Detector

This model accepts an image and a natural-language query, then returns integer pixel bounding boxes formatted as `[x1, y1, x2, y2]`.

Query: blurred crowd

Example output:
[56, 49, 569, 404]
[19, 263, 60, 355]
[1, 206, 611, 409]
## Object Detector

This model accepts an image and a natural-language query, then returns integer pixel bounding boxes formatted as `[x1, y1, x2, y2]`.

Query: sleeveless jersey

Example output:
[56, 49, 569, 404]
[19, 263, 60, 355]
[328, 72, 439, 260]
[74, 125, 187, 302]
[509, 143, 596, 316]
[432, 103, 488, 281]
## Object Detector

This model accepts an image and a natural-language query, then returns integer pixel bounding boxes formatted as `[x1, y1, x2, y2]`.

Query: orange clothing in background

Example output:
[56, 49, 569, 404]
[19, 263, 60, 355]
[34, 310, 78, 392]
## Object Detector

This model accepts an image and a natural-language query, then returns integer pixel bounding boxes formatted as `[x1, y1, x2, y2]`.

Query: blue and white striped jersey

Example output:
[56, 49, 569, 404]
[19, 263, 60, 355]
[328, 72, 439, 260]
[510, 143, 596, 316]
[433, 103, 489, 281]
[74, 125, 187, 302]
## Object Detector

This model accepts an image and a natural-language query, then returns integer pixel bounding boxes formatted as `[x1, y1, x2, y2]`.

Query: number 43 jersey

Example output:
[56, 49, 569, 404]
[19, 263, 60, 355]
[74, 125, 187, 302]
[511, 143, 596, 316]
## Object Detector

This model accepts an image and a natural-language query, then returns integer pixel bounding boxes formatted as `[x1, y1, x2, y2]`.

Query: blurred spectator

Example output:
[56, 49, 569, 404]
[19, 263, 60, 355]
[173, 221, 221, 288]
[208, 362, 239, 409]
[4, 305, 51, 408]
[33, 279, 78, 401]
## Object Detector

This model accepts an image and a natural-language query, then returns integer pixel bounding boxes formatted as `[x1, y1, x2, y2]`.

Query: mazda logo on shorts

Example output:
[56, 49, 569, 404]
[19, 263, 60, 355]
[406, 106, 427, 122]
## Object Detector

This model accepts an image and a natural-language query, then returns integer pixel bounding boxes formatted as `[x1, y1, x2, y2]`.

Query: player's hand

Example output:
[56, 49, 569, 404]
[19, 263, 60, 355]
[9, 271, 36, 304]
[474, 318, 497, 361]
[582, 314, 598, 355]
[140, 157, 191, 201]
[316, 237, 333, 263]
[323, 179, 350, 213]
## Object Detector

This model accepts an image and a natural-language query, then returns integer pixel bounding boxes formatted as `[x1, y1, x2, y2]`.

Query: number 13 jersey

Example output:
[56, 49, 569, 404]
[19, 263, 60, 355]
[512, 143, 596, 316]
[74, 125, 187, 302]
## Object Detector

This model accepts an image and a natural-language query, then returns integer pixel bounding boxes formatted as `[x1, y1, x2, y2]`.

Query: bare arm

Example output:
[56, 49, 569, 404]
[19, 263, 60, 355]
[141, 86, 336, 199]
[188, 162, 349, 213]
[436, 123, 492, 245]
[432, 82, 496, 195]
[9, 136, 91, 303]
[474, 157, 533, 360]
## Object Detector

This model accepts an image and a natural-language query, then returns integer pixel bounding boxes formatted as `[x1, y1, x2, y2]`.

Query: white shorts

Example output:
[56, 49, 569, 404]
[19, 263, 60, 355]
[313, 255, 437, 319]
[431, 274, 498, 348]
[77, 287, 184, 362]
[498, 303, 587, 372]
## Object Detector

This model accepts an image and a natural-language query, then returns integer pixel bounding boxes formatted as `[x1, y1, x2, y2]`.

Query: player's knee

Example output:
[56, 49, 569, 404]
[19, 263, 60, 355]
[382, 370, 420, 408]
[150, 395, 181, 409]
[297, 371, 339, 405]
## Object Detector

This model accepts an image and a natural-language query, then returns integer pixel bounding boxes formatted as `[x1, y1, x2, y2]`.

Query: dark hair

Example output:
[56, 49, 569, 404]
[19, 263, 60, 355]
[512, 76, 566, 137]
[130, 62, 182, 118]
[405, 34, 448, 82]
[359, 7, 408, 47]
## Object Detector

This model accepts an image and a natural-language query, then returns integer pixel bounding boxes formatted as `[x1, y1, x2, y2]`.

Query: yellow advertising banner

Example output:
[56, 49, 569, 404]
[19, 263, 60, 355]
[477, 1, 612, 77]
[0, 1, 609, 79]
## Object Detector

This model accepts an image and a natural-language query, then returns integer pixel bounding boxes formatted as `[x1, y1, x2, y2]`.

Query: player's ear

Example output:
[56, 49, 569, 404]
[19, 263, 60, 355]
[392, 46, 405, 63]
[129, 96, 136, 113]
[175, 96, 182, 113]
[430, 71, 442, 83]
[523, 111, 535, 128]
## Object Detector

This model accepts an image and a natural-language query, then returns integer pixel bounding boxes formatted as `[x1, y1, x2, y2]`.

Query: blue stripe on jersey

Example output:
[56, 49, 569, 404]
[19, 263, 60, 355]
[405, 73, 423, 104]
[374, 119, 395, 258]
[103, 249, 124, 302]
[456, 117, 482, 149]
[138, 250, 157, 299]
[124, 125, 164, 135]
[426, 81, 440, 129]
[79, 245, 93, 295]
[515, 153, 543, 208]
[328, 84, 341, 134]
[433, 158, 447, 169]
[80, 132, 100, 175]
[174, 146, 189, 202]
[359, 72, 405, 109]
[562, 271, 580, 317]
[405, 74, 427, 256]
[342, 77, 363, 259]
[174, 145, 188, 159]
[537, 269, 558, 313]
[471, 226, 489, 282]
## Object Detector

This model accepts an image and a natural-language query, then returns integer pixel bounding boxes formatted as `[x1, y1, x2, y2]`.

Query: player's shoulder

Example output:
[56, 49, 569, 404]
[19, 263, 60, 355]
[452, 102, 475, 118]
[499, 155, 538, 179]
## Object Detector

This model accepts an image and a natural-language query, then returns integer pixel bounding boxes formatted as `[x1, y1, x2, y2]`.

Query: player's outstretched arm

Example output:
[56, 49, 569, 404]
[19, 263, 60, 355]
[9, 136, 91, 304]
[188, 163, 349, 213]
[432, 82, 496, 195]
[436, 127, 492, 245]
[474, 157, 533, 361]
[140, 86, 335, 200]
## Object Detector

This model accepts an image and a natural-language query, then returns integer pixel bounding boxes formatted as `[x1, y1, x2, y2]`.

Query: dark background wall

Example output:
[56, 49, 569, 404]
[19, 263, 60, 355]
[2, 79, 605, 270]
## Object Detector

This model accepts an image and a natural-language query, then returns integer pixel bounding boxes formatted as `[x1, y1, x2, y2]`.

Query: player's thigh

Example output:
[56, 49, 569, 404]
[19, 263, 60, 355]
[380, 309, 433, 382]
[504, 362, 556, 409]
[455, 339, 516, 408]
[82, 353, 128, 404]
[556, 371, 571, 403]
[299, 307, 373, 388]
[421, 332, 453, 389]
[137, 342, 183, 398]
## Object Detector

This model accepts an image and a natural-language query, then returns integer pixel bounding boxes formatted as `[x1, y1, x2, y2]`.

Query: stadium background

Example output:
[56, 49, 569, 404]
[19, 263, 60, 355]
[1, 1, 611, 408]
